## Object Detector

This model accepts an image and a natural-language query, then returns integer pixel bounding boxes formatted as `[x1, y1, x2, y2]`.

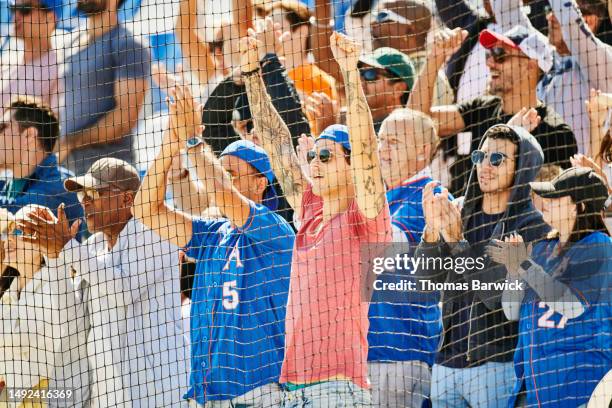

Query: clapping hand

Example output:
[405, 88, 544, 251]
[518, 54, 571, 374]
[167, 82, 204, 147]
[486, 233, 530, 279]
[508, 107, 541, 133]
[330, 32, 362, 73]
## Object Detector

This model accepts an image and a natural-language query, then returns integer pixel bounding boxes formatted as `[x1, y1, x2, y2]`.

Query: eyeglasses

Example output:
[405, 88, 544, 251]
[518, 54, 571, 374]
[360, 68, 394, 82]
[471, 150, 514, 167]
[10, 4, 49, 15]
[373, 9, 413, 25]
[307, 148, 335, 164]
[485, 47, 530, 64]
[77, 187, 122, 202]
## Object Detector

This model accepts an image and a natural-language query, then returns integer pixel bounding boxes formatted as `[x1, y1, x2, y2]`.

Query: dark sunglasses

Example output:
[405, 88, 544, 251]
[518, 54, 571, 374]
[360, 68, 393, 82]
[307, 148, 334, 164]
[186, 137, 204, 149]
[10, 4, 49, 15]
[471, 150, 513, 167]
[485, 47, 529, 64]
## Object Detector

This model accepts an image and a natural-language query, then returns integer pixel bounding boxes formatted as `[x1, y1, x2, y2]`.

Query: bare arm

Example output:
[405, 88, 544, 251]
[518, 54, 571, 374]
[234, 0, 254, 38]
[311, 0, 343, 86]
[407, 28, 468, 137]
[168, 152, 210, 216]
[175, 0, 217, 85]
[133, 129, 193, 248]
[241, 36, 308, 211]
[59, 78, 147, 161]
[332, 33, 385, 218]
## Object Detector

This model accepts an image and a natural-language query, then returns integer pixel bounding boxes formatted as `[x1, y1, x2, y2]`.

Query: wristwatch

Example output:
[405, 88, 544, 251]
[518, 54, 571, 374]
[520, 259, 534, 271]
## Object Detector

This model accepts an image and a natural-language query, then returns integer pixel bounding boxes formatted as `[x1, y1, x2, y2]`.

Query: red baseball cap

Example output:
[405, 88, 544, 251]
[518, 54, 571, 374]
[479, 29, 522, 50]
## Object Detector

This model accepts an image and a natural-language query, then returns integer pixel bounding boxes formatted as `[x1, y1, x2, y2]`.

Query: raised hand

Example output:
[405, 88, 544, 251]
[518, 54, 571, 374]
[485, 233, 529, 279]
[586, 89, 611, 130]
[167, 82, 204, 146]
[17, 204, 81, 259]
[507, 107, 541, 133]
[439, 192, 463, 242]
[430, 27, 468, 63]
[250, 17, 287, 61]
[304, 92, 339, 136]
[330, 32, 362, 73]
[240, 35, 262, 74]
[296, 133, 315, 179]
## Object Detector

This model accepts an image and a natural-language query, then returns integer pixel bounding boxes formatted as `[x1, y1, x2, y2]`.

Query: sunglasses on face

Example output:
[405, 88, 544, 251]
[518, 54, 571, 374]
[471, 150, 513, 167]
[373, 8, 413, 25]
[306, 148, 335, 164]
[485, 47, 529, 64]
[360, 68, 393, 82]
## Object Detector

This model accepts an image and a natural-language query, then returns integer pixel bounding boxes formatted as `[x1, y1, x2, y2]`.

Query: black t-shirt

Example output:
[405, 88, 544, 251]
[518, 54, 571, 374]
[201, 77, 245, 154]
[449, 96, 577, 196]
[437, 210, 504, 368]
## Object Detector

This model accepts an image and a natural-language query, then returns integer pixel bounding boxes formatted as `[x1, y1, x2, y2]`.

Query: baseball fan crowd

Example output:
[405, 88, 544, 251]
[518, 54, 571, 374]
[0, 0, 611, 406]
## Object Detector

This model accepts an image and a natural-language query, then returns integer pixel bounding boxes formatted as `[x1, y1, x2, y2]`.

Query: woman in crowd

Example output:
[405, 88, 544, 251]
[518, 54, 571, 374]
[487, 167, 612, 408]
[0, 205, 87, 408]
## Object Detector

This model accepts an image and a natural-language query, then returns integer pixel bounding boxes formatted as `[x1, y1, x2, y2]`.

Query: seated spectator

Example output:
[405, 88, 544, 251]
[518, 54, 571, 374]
[488, 167, 612, 408]
[409, 26, 577, 196]
[20, 158, 188, 407]
[358, 47, 414, 134]
[371, 0, 454, 105]
[242, 31, 392, 404]
[415, 124, 550, 407]
[133, 82, 294, 406]
[0, 97, 82, 228]
[0, 205, 88, 407]
[368, 108, 449, 407]
[262, 0, 338, 105]
[1, 0, 60, 114]
[493, 0, 612, 156]
[59, 0, 151, 175]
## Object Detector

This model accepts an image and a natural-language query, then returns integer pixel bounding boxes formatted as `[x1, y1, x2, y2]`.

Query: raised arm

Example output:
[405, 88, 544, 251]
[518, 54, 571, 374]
[407, 28, 468, 137]
[234, 0, 254, 38]
[311, 0, 342, 86]
[175, 0, 217, 86]
[330, 32, 384, 218]
[436, 0, 480, 30]
[241, 36, 308, 210]
[549, 0, 612, 92]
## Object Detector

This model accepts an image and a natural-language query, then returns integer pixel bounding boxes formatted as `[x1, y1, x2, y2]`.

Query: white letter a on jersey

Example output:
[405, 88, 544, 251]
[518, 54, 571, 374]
[223, 242, 244, 271]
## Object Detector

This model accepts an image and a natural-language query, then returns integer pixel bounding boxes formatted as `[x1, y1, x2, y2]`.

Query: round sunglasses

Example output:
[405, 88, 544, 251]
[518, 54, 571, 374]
[307, 148, 335, 164]
[360, 68, 394, 82]
[471, 150, 514, 167]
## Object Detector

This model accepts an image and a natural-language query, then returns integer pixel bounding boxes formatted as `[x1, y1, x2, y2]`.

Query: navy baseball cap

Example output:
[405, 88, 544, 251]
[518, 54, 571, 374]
[220, 140, 278, 211]
[316, 124, 351, 152]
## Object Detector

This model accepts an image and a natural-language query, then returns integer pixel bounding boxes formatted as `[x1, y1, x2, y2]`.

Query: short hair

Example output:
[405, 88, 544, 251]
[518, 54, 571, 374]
[265, 0, 313, 50]
[534, 164, 562, 183]
[9, 96, 60, 153]
[483, 125, 520, 149]
[384, 108, 439, 159]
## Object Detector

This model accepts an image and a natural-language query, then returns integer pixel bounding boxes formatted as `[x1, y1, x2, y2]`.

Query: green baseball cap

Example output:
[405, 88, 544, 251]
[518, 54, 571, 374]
[359, 47, 416, 91]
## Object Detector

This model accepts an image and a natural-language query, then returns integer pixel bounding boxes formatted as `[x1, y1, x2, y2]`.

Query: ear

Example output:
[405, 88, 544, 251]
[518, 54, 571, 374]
[123, 191, 135, 207]
[257, 177, 268, 197]
[583, 14, 600, 34]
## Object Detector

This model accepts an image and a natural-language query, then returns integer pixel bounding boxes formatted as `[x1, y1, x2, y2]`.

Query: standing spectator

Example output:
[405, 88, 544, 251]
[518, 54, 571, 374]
[409, 26, 577, 196]
[488, 167, 612, 408]
[370, 0, 454, 106]
[415, 124, 550, 407]
[242, 32, 392, 404]
[0, 97, 82, 229]
[358, 47, 415, 133]
[0, 205, 89, 408]
[133, 82, 294, 406]
[59, 0, 151, 175]
[21, 158, 188, 407]
[368, 108, 448, 407]
[1, 0, 60, 114]
[493, 0, 612, 156]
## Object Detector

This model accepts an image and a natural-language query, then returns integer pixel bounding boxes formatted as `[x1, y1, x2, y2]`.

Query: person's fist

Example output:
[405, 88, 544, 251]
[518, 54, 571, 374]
[330, 32, 362, 72]
[240, 36, 261, 74]
[430, 27, 468, 62]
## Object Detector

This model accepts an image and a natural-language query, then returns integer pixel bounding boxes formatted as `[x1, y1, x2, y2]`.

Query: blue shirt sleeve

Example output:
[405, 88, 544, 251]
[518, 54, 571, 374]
[238, 203, 296, 251]
[115, 31, 151, 80]
[184, 218, 228, 259]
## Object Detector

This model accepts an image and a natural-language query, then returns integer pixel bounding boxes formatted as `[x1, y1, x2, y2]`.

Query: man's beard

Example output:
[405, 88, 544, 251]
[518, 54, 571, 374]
[77, 0, 107, 15]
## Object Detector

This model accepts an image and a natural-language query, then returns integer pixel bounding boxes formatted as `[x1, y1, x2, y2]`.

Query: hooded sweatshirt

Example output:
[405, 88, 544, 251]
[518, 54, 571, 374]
[414, 125, 551, 368]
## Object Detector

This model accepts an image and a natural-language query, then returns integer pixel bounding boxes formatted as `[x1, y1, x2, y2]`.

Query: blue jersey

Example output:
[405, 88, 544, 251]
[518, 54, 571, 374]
[510, 232, 612, 408]
[368, 176, 445, 365]
[183, 203, 295, 404]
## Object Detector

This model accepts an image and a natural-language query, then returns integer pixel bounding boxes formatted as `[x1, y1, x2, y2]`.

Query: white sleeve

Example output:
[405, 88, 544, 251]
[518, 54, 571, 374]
[550, 0, 612, 92]
[491, 0, 535, 33]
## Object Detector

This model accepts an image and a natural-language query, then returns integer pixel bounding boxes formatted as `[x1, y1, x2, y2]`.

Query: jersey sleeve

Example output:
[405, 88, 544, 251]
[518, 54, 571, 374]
[238, 203, 296, 251]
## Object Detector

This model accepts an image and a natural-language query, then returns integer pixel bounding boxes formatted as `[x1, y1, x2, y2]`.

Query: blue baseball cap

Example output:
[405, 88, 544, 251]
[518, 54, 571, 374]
[316, 124, 351, 152]
[220, 140, 278, 211]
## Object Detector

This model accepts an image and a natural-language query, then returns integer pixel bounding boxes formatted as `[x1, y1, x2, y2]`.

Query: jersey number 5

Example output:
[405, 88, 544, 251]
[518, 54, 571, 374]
[537, 301, 568, 329]
[223, 280, 239, 310]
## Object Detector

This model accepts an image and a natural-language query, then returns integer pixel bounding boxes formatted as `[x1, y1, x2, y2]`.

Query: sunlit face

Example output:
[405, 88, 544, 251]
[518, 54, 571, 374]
[359, 64, 405, 120]
[219, 155, 267, 203]
[538, 195, 576, 233]
[0, 111, 26, 169]
[12, 0, 55, 40]
[485, 44, 533, 96]
[79, 188, 131, 233]
[476, 137, 517, 193]
[378, 118, 427, 188]
[308, 139, 352, 198]
[3, 228, 42, 273]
